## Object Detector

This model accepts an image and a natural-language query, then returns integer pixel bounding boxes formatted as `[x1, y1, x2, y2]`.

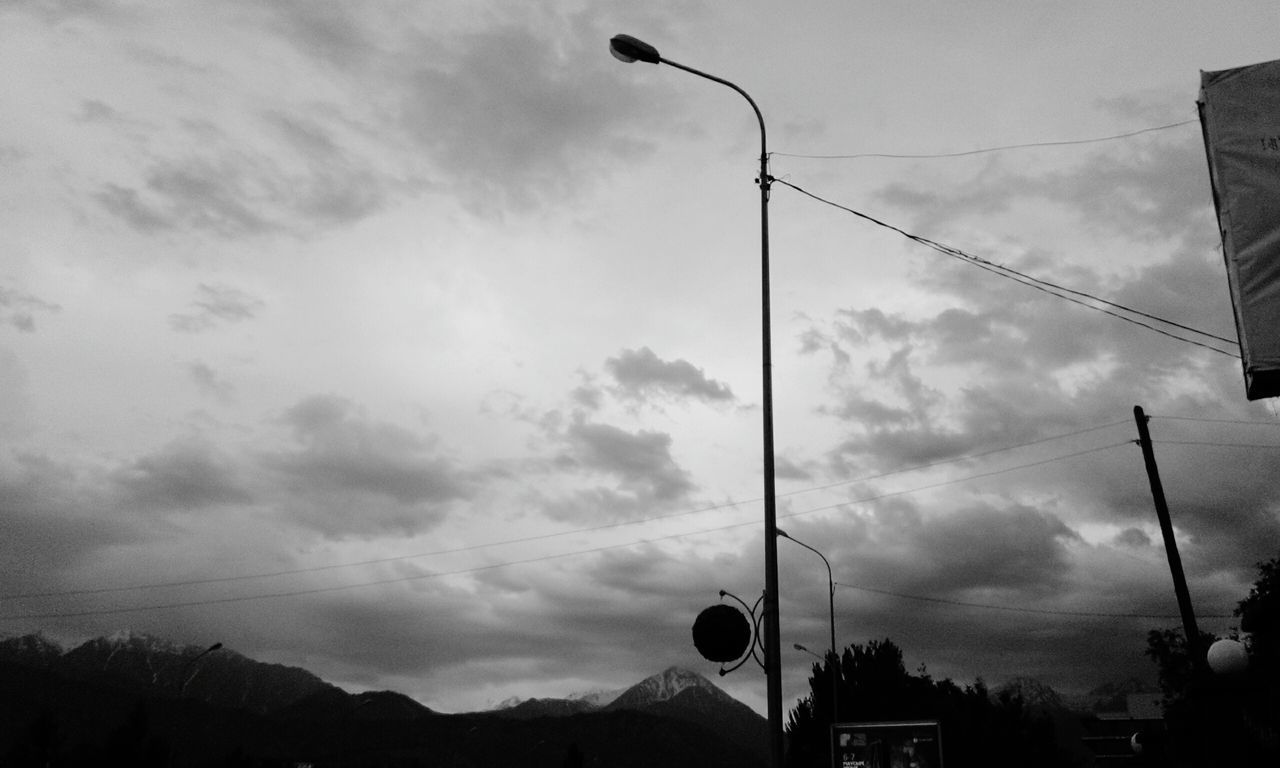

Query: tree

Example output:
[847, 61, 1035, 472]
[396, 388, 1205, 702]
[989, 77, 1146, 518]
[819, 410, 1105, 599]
[785, 638, 1068, 768]
[1145, 555, 1280, 765]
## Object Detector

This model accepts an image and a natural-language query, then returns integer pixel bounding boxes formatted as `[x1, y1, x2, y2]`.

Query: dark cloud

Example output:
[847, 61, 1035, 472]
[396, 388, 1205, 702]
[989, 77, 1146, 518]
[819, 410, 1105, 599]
[396, 24, 670, 213]
[97, 107, 393, 238]
[3, 0, 126, 25]
[252, 0, 376, 72]
[876, 130, 1212, 244]
[569, 382, 604, 411]
[145, 159, 279, 236]
[96, 159, 277, 237]
[260, 110, 390, 224]
[909, 504, 1082, 594]
[170, 283, 264, 333]
[561, 419, 694, 501]
[74, 99, 117, 123]
[188, 361, 235, 403]
[264, 395, 472, 538]
[770, 510, 1228, 696]
[605, 346, 735, 404]
[95, 184, 174, 233]
[0, 453, 142, 597]
[110, 437, 251, 513]
[1113, 527, 1151, 548]
[0, 285, 60, 333]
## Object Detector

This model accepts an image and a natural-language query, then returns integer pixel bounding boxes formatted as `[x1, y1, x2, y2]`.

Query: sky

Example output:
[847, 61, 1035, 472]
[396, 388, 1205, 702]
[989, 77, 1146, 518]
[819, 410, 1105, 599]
[2, 0, 1280, 716]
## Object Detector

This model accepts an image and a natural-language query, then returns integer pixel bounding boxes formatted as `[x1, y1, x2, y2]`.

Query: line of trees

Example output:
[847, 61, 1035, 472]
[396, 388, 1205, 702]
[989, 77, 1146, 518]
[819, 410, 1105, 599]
[785, 554, 1279, 767]
[1144, 555, 1278, 766]
[784, 639, 1070, 767]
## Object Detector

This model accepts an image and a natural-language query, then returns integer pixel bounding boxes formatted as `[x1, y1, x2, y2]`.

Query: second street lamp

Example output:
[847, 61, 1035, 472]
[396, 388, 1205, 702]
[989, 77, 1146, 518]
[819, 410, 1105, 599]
[609, 33, 783, 768]
[778, 529, 839, 724]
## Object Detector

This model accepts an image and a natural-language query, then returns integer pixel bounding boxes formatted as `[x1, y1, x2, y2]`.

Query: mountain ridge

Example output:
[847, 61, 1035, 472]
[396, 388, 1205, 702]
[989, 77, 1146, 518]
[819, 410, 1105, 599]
[0, 631, 769, 767]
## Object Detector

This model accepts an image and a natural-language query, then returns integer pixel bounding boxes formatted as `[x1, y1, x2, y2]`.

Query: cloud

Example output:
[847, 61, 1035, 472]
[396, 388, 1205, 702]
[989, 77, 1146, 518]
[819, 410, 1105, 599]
[95, 184, 175, 233]
[0, 286, 60, 333]
[4, 0, 126, 25]
[188, 361, 235, 403]
[536, 412, 697, 523]
[561, 419, 694, 500]
[876, 129, 1212, 244]
[1113, 527, 1152, 548]
[110, 437, 252, 513]
[909, 504, 1082, 594]
[395, 23, 671, 213]
[74, 99, 117, 123]
[0, 453, 142, 593]
[96, 108, 394, 238]
[252, 0, 377, 72]
[605, 346, 735, 404]
[263, 395, 472, 538]
[170, 283, 264, 333]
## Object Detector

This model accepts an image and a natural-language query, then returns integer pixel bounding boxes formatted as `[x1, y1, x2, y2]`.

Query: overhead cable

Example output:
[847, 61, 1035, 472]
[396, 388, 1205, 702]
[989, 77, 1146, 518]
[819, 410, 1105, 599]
[773, 118, 1198, 160]
[834, 581, 1232, 619]
[1, 441, 1132, 619]
[2, 422, 1130, 601]
[773, 178, 1240, 358]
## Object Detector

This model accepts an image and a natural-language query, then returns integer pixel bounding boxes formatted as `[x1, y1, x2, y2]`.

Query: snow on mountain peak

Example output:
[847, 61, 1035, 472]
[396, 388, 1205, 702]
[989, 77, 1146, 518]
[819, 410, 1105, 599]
[616, 666, 724, 705]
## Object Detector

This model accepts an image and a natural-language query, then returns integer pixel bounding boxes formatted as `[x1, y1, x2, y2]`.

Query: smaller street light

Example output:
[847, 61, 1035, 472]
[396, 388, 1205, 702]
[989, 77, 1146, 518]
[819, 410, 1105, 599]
[794, 642, 823, 661]
[778, 528, 839, 724]
[178, 641, 223, 694]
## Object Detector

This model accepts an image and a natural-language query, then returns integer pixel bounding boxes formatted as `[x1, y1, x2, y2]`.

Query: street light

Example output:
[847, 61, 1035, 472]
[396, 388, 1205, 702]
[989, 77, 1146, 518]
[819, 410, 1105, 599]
[178, 641, 223, 694]
[779, 528, 839, 729]
[794, 642, 822, 661]
[609, 33, 783, 768]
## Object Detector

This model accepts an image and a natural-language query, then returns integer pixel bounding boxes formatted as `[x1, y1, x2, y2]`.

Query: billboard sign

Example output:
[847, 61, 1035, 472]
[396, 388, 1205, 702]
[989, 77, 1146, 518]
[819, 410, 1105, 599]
[1199, 58, 1280, 399]
[831, 720, 943, 768]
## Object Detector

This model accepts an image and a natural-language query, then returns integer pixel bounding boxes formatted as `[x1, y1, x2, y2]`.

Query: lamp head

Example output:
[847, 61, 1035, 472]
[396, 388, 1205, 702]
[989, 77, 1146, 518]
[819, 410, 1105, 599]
[609, 34, 660, 64]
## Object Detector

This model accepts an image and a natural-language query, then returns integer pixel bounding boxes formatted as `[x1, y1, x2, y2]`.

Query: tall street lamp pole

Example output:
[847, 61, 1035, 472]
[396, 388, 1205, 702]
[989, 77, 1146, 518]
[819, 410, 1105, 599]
[778, 529, 838, 722]
[609, 34, 783, 768]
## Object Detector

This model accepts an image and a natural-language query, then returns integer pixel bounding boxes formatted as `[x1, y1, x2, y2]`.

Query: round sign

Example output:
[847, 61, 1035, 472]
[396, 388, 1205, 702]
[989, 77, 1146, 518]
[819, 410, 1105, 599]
[692, 604, 751, 663]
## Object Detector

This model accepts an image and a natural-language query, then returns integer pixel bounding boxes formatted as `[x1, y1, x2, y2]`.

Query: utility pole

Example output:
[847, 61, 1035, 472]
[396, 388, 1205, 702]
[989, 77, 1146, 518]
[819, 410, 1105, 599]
[1133, 405, 1205, 668]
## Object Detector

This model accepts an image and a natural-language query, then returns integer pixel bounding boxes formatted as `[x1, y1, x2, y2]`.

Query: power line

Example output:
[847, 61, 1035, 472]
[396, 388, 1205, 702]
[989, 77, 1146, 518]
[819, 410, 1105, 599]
[1152, 415, 1280, 427]
[773, 119, 1198, 160]
[1, 421, 1130, 601]
[834, 581, 1233, 620]
[771, 421, 1129, 504]
[779, 442, 1132, 522]
[1155, 440, 1280, 449]
[773, 178, 1240, 358]
[1, 440, 1133, 619]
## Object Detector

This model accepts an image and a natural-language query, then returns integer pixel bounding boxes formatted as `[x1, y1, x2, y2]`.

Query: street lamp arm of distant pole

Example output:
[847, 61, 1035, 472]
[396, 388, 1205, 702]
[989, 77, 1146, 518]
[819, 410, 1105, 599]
[778, 529, 839, 727]
[609, 33, 781, 768]
[777, 530, 835, 658]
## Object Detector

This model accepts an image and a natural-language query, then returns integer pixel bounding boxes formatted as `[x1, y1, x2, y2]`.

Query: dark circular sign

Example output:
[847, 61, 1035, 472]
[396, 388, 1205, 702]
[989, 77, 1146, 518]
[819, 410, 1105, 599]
[692, 604, 751, 663]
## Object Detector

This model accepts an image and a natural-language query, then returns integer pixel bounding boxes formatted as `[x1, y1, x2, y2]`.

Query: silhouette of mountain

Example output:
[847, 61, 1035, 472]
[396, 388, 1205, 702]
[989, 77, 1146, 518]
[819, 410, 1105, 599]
[19, 630, 336, 714]
[0, 632, 63, 668]
[607, 667, 768, 755]
[0, 632, 768, 767]
[607, 665, 735, 708]
[482, 665, 768, 756]
[493, 696, 601, 719]
[276, 687, 436, 722]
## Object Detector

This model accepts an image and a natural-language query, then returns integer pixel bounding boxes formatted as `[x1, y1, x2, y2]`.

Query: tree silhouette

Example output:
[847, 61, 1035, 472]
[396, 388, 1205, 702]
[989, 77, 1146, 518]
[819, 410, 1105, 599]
[1146, 555, 1280, 765]
[785, 638, 1066, 767]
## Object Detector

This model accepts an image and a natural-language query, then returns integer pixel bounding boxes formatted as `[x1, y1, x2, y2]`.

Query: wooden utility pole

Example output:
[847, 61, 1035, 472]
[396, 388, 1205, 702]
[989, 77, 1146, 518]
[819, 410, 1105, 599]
[1133, 405, 1206, 668]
